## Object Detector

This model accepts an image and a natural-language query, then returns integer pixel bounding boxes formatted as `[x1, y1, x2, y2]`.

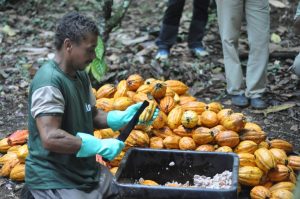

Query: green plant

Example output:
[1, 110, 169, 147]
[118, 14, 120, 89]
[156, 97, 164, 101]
[85, 37, 107, 82]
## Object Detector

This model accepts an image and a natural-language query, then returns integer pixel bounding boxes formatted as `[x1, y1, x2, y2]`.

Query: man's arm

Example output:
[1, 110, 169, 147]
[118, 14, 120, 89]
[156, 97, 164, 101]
[92, 106, 109, 129]
[36, 115, 82, 154]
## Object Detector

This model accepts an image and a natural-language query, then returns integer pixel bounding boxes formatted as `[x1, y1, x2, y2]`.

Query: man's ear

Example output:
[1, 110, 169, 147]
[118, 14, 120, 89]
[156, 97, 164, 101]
[63, 38, 72, 53]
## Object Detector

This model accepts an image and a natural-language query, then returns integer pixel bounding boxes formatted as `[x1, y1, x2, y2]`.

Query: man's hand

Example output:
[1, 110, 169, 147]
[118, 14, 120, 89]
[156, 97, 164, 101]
[106, 102, 143, 131]
[76, 133, 124, 160]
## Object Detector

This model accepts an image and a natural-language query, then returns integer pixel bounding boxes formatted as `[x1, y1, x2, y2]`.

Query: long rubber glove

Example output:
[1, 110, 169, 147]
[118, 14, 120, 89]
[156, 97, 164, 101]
[76, 133, 124, 161]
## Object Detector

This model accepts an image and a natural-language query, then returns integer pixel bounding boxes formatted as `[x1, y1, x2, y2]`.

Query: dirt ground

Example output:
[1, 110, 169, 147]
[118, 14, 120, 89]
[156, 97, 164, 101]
[0, 0, 299, 198]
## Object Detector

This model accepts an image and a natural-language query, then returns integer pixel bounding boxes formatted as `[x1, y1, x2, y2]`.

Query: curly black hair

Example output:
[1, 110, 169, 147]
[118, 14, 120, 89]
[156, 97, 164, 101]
[54, 12, 99, 50]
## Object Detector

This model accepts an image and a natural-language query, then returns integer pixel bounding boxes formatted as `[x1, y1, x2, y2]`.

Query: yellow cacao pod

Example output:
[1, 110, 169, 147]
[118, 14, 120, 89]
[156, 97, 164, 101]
[9, 163, 25, 181]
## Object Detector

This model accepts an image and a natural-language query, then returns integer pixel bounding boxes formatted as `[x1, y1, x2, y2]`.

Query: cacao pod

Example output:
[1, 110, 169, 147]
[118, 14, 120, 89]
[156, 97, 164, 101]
[179, 137, 196, 150]
[126, 74, 144, 91]
[96, 84, 116, 99]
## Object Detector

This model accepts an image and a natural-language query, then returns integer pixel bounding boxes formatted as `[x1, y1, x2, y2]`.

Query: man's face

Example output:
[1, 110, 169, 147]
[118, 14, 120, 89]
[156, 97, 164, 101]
[68, 33, 98, 71]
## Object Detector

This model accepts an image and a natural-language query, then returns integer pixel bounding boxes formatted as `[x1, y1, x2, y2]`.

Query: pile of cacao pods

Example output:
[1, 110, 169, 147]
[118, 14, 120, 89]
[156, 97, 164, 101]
[93, 74, 299, 199]
[0, 130, 28, 182]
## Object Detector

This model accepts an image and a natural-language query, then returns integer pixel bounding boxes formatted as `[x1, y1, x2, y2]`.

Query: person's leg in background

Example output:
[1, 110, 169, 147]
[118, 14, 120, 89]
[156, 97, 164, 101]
[188, 0, 210, 58]
[155, 0, 185, 60]
[216, 0, 249, 107]
[292, 53, 300, 77]
[245, 0, 269, 109]
[294, 2, 300, 34]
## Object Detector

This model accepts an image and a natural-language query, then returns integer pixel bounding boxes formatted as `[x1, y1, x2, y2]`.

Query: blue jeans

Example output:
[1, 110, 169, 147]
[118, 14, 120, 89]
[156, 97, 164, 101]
[156, 0, 210, 50]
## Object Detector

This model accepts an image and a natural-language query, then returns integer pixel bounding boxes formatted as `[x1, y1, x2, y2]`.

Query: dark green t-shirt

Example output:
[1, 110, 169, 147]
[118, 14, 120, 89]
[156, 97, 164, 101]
[26, 60, 100, 190]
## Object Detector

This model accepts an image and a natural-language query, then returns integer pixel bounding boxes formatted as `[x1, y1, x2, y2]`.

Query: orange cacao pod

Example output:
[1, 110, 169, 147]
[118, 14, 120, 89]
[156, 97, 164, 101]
[270, 189, 293, 199]
[179, 137, 196, 150]
[96, 98, 114, 112]
[96, 84, 116, 99]
[205, 102, 223, 113]
[238, 166, 263, 186]
[152, 126, 174, 139]
[195, 144, 215, 152]
[234, 140, 258, 154]
[125, 130, 149, 148]
[126, 74, 144, 91]
[152, 111, 168, 129]
[114, 80, 128, 98]
[113, 97, 134, 110]
[136, 84, 152, 94]
[0, 153, 18, 165]
[254, 148, 276, 172]
[160, 96, 176, 114]
[269, 148, 288, 165]
[288, 155, 300, 171]
[200, 110, 219, 128]
[181, 101, 207, 115]
[258, 141, 270, 149]
[239, 130, 266, 144]
[164, 80, 188, 95]
[215, 130, 240, 148]
[167, 106, 184, 129]
[150, 137, 164, 149]
[163, 135, 181, 149]
[192, 127, 214, 145]
[179, 95, 197, 105]
[243, 122, 262, 132]
[132, 92, 148, 102]
[238, 153, 257, 167]
[9, 163, 25, 181]
[269, 139, 293, 153]
[0, 158, 19, 177]
[221, 113, 246, 132]
[0, 138, 11, 153]
[150, 80, 167, 99]
[268, 164, 291, 182]
[250, 186, 270, 199]
[215, 146, 233, 153]
[7, 130, 29, 146]
[173, 125, 193, 137]
[181, 110, 198, 128]
[217, 109, 233, 123]
[269, 182, 295, 193]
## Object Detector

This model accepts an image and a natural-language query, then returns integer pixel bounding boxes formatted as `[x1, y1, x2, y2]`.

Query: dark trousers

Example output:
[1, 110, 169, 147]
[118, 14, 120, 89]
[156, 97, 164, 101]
[156, 0, 210, 49]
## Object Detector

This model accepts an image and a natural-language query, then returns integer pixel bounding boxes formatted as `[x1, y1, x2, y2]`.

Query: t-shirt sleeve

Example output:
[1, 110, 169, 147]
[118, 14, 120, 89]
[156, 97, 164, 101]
[31, 86, 65, 118]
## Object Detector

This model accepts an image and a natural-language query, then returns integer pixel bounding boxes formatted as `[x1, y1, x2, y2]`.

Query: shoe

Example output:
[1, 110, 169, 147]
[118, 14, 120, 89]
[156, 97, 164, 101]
[250, 97, 268, 109]
[190, 47, 209, 58]
[231, 94, 249, 107]
[155, 49, 169, 60]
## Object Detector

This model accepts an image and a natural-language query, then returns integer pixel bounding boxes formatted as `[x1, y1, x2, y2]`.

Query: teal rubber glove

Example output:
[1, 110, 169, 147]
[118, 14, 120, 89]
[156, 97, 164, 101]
[107, 102, 143, 131]
[76, 132, 124, 161]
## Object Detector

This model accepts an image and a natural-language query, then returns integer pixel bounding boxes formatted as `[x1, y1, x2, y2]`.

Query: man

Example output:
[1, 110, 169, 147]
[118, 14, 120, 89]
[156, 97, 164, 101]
[216, 0, 270, 109]
[22, 12, 158, 199]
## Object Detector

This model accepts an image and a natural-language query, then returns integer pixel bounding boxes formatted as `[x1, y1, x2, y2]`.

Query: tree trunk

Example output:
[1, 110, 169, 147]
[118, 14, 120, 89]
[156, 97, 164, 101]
[98, 0, 133, 42]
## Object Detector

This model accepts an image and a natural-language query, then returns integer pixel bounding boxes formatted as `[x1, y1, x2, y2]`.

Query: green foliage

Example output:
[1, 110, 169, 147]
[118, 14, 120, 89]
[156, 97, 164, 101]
[86, 37, 107, 82]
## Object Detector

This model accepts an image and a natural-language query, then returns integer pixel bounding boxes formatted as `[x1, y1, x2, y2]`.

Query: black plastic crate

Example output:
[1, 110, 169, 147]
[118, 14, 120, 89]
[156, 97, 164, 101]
[114, 148, 239, 199]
